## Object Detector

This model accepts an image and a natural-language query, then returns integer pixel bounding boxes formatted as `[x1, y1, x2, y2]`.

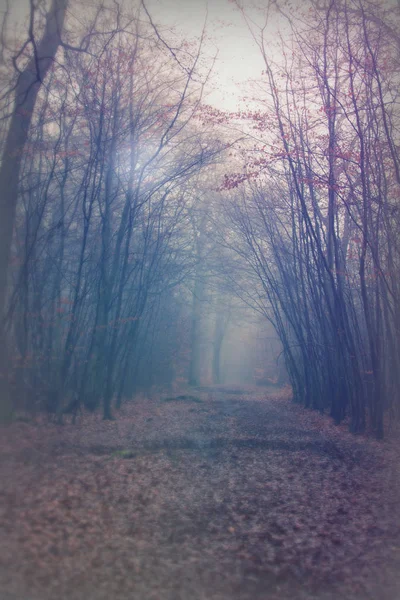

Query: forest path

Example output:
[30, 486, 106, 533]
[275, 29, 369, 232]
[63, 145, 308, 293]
[0, 385, 400, 600]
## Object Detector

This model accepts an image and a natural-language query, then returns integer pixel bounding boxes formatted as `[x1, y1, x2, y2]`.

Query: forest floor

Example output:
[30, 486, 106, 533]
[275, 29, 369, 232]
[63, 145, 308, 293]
[1, 384, 400, 600]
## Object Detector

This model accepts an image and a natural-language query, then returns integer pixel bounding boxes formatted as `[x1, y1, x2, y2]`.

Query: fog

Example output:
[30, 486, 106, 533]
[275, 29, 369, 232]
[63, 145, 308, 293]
[1, 1, 400, 597]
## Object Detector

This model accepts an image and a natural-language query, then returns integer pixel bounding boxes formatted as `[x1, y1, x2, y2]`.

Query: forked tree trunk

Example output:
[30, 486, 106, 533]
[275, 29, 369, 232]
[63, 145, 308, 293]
[0, 0, 67, 422]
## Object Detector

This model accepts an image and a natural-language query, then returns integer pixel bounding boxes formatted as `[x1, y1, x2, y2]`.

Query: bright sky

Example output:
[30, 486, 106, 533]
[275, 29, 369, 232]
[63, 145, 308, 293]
[3, 0, 286, 111]
[145, 0, 269, 111]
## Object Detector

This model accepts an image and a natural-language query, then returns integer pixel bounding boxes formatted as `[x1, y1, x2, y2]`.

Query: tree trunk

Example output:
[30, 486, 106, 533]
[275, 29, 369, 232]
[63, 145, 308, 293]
[0, 0, 67, 422]
[212, 304, 230, 385]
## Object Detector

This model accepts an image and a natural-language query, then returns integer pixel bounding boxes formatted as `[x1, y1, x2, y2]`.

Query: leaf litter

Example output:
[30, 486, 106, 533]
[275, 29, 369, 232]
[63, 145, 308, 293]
[0, 385, 400, 600]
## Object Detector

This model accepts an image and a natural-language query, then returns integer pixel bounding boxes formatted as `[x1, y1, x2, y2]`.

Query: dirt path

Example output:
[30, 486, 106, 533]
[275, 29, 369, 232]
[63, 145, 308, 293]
[1, 385, 400, 600]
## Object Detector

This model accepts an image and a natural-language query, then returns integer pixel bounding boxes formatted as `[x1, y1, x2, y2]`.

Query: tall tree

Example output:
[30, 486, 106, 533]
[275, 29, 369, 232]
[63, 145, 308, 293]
[0, 0, 68, 421]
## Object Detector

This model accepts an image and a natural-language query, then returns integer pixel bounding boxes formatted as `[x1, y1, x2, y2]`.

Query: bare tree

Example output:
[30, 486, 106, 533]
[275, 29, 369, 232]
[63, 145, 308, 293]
[4, 3, 222, 420]
[0, 0, 68, 421]
[221, 0, 400, 437]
